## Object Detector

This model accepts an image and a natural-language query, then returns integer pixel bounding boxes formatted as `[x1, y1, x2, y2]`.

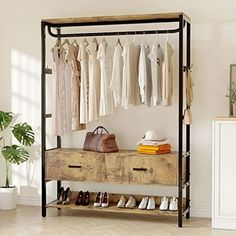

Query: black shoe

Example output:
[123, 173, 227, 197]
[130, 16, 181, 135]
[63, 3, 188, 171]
[57, 187, 64, 205]
[83, 191, 90, 206]
[75, 191, 84, 206]
[62, 187, 71, 205]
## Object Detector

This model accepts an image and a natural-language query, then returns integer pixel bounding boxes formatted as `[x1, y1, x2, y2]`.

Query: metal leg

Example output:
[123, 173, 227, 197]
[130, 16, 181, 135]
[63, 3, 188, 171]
[41, 21, 46, 217]
[186, 22, 191, 220]
[178, 15, 184, 228]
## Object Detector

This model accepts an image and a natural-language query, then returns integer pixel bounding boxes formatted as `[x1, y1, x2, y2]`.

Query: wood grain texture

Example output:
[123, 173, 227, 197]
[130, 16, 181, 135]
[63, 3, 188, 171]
[47, 191, 184, 217]
[45, 149, 186, 186]
[42, 12, 190, 25]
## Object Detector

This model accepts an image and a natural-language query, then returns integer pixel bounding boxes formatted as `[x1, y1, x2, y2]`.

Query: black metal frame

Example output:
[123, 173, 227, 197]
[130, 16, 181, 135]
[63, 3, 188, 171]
[41, 13, 191, 227]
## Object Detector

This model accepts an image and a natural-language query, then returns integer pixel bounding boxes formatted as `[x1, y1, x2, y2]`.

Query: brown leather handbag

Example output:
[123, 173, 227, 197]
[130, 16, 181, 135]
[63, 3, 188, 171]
[83, 126, 119, 153]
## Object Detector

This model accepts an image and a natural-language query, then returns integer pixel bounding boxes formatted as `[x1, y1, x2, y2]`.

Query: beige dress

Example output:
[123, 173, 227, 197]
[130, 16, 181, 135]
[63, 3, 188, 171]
[67, 43, 86, 131]
[51, 46, 71, 136]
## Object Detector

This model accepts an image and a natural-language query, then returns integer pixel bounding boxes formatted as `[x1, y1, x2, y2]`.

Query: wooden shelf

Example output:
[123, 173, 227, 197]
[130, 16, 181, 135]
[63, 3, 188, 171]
[46, 201, 178, 217]
[42, 12, 190, 26]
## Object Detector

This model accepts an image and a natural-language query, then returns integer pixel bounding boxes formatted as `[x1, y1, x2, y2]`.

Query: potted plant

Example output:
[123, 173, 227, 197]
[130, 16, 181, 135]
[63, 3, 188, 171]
[0, 111, 35, 210]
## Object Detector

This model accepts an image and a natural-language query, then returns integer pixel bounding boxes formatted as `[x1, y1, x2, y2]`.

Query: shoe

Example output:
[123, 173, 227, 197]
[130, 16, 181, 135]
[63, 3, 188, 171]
[159, 197, 169, 211]
[147, 197, 155, 210]
[57, 187, 64, 205]
[75, 191, 84, 206]
[94, 192, 102, 207]
[101, 192, 109, 208]
[62, 187, 71, 205]
[117, 195, 126, 208]
[83, 191, 90, 206]
[169, 197, 178, 211]
[138, 197, 149, 210]
[125, 196, 136, 209]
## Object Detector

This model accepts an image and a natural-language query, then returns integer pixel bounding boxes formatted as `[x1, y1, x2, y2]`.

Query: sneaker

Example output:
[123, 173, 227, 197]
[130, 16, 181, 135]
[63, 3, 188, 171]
[138, 197, 149, 210]
[169, 197, 178, 211]
[117, 195, 126, 208]
[159, 197, 169, 211]
[147, 197, 155, 210]
[125, 196, 136, 209]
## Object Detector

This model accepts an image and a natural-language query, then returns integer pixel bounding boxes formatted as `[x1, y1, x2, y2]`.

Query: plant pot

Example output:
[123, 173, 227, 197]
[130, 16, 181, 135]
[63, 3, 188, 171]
[0, 186, 16, 210]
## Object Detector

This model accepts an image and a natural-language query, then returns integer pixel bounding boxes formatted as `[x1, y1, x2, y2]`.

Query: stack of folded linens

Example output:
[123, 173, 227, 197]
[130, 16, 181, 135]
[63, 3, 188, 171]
[137, 130, 171, 155]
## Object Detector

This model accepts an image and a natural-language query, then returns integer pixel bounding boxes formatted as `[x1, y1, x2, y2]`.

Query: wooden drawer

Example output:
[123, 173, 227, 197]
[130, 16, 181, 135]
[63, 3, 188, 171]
[45, 149, 185, 186]
[45, 149, 106, 182]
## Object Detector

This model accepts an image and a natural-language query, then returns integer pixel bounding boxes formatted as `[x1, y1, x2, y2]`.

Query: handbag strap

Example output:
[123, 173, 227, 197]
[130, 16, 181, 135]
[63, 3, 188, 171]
[92, 126, 109, 135]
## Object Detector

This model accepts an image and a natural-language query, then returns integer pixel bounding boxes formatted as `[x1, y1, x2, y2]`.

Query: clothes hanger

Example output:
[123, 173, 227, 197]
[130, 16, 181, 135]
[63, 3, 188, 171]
[72, 39, 79, 46]
[59, 39, 70, 49]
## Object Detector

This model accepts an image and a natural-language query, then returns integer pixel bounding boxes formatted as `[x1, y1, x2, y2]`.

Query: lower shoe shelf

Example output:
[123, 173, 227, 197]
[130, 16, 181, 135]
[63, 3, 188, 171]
[46, 192, 184, 217]
[46, 201, 178, 216]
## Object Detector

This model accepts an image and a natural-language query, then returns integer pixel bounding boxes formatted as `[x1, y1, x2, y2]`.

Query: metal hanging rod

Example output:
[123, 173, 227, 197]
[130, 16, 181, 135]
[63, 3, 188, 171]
[47, 25, 182, 38]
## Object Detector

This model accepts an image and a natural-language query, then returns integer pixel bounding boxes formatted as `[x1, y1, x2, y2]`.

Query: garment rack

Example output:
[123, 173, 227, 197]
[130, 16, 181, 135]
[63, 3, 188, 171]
[41, 12, 191, 228]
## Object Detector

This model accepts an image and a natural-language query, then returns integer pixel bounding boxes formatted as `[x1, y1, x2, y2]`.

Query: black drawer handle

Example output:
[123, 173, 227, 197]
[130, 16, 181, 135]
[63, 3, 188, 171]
[68, 165, 81, 169]
[133, 168, 147, 171]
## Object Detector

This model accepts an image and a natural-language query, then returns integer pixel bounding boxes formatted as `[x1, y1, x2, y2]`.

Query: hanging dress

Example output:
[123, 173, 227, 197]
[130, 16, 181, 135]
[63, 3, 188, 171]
[78, 40, 89, 124]
[138, 41, 152, 106]
[97, 39, 114, 116]
[162, 40, 174, 106]
[110, 41, 123, 107]
[148, 41, 164, 106]
[67, 43, 86, 131]
[86, 39, 100, 122]
[121, 40, 141, 109]
[51, 46, 71, 136]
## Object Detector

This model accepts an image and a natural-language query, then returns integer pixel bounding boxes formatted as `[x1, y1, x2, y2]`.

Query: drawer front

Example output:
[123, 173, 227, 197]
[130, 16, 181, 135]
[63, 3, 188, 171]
[102, 153, 180, 185]
[46, 151, 106, 182]
[124, 155, 178, 185]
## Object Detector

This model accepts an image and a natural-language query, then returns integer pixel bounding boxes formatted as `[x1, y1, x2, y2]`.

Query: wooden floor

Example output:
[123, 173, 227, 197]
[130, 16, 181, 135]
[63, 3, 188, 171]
[0, 206, 235, 236]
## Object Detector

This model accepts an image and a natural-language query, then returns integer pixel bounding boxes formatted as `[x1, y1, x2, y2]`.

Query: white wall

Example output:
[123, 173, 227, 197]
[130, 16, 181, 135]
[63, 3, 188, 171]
[0, 0, 235, 217]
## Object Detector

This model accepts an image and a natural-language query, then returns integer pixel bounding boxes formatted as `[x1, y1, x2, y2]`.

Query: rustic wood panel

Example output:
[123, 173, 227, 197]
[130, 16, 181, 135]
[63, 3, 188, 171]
[45, 149, 186, 186]
[42, 12, 190, 25]
[47, 191, 185, 217]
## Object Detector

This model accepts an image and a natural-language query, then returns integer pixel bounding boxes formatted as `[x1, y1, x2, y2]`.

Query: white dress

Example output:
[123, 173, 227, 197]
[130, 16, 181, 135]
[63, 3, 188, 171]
[97, 39, 113, 116]
[148, 41, 164, 106]
[87, 40, 100, 122]
[162, 40, 174, 106]
[78, 40, 89, 124]
[110, 42, 123, 107]
[51, 46, 71, 136]
[138, 42, 152, 106]
[121, 40, 140, 109]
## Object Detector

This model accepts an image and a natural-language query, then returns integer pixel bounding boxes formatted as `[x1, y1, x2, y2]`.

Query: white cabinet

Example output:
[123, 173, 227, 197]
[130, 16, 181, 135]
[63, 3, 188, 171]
[212, 117, 236, 230]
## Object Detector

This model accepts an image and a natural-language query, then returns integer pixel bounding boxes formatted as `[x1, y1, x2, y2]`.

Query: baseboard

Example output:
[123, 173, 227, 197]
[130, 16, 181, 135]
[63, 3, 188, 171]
[191, 203, 211, 218]
[17, 195, 211, 218]
[212, 218, 236, 230]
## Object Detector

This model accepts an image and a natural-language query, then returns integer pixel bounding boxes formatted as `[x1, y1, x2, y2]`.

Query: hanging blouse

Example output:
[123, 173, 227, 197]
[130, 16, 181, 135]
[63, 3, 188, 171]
[110, 42, 123, 107]
[162, 40, 174, 106]
[97, 39, 113, 116]
[138, 42, 152, 106]
[121, 40, 141, 109]
[86, 40, 100, 122]
[78, 40, 89, 124]
[51, 46, 71, 136]
[148, 41, 164, 106]
[67, 43, 86, 131]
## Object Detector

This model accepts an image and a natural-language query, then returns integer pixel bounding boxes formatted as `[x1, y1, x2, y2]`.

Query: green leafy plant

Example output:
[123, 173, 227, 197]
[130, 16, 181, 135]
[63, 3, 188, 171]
[226, 81, 236, 103]
[0, 111, 35, 188]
